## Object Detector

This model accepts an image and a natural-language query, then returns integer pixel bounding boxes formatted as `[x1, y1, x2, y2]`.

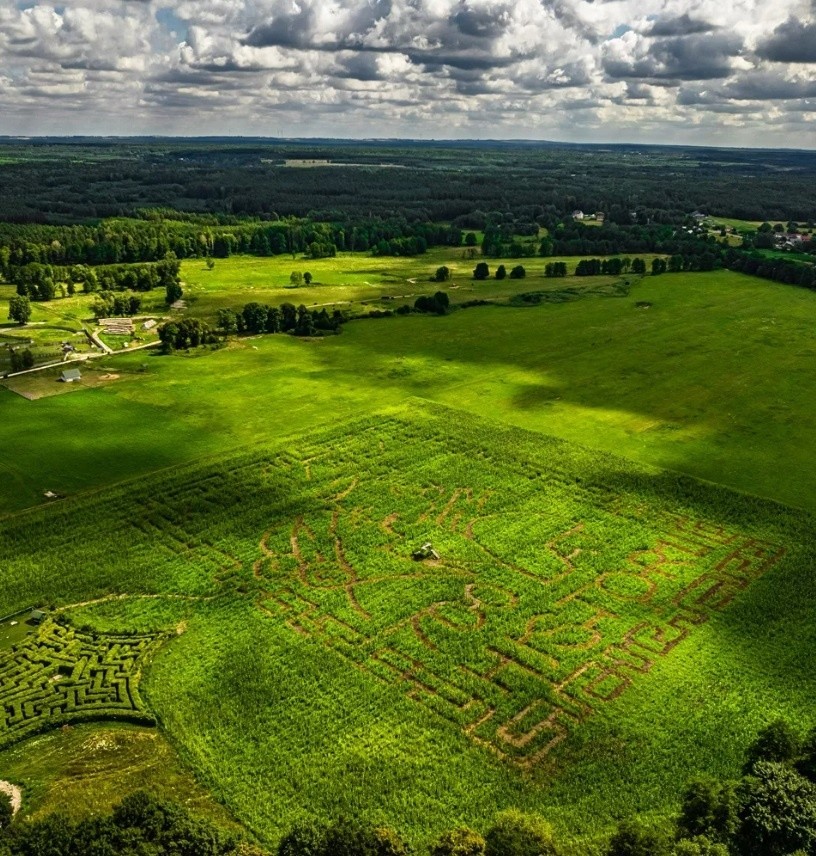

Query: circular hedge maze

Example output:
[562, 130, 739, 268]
[0, 621, 160, 749]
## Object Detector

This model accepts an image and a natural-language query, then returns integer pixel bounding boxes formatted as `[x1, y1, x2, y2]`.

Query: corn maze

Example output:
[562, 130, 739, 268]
[0, 621, 159, 749]
[0, 407, 797, 770]
[252, 412, 787, 767]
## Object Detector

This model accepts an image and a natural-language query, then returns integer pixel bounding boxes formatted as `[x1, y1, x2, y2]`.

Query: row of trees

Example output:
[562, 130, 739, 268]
[216, 303, 345, 338]
[473, 263, 526, 281]
[8, 256, 181, 302]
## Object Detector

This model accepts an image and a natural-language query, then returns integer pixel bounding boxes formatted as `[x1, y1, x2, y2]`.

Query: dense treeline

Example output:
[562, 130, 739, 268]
[0, 790, 257, 856]
[725, 249, 816, 289]
[0, 140, 814, 224]
[0, 216, 461, 272]
[7, 256, 181, 301]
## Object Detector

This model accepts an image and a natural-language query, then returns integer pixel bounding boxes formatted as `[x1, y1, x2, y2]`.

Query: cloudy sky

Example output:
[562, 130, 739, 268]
[0, 0, 814, 146]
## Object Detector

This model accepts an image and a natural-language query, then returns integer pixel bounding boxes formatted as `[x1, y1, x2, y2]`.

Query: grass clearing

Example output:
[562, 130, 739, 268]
[0, 722, 241, 829]
[178, 252, 658, 323]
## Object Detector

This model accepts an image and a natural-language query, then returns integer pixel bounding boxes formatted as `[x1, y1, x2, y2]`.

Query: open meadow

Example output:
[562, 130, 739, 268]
[0, 406, 814, 852]
[2, 268, 816, 514]
[3, 259, 816, 850]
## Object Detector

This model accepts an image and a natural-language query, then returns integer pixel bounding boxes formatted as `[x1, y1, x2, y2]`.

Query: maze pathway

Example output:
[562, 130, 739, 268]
[252, 425, 786, 768]
[0, 622, 159, 749]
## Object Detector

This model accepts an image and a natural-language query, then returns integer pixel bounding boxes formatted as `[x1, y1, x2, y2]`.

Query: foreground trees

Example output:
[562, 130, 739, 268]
[607, 719, 816, 856]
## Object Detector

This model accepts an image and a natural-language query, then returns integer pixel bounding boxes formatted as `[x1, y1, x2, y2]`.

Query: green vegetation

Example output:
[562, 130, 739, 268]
[2, 270, 816, 516]
[0, 620, 159, 749]
[0, 407, 814, 853]
[0, 723, 240, 827]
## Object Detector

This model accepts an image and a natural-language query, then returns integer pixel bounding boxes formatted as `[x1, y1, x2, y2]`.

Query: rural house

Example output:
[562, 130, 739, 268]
[59, 368, 82, 383]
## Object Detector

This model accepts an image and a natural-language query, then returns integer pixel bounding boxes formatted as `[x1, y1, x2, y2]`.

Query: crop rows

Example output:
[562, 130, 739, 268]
[250, 413, 788, 766]
[0, 621, 159, 748]
[0, 406, 803, 767]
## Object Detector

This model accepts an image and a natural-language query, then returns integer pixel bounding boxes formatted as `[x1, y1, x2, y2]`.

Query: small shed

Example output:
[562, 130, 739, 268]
[59, 368, 82, 383]
[29, 609, 46, 625]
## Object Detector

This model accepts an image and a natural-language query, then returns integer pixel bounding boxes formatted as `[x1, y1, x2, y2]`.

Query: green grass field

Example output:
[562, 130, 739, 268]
[0, 407, 814, 853]
[2, 269, 816, 514]
[2, 262, 816, 850]
[176, 252, 659, 324]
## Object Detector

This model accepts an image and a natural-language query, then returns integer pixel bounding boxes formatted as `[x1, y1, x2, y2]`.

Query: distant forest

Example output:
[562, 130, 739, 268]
[0, 138, 814, 224]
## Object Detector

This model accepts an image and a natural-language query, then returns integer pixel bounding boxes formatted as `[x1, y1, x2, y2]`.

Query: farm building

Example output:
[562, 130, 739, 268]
[29, 609, 46, 625]
[59, 368, 82, 383]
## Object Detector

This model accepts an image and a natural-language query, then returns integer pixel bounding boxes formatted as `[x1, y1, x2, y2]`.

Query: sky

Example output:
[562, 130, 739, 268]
[0, 0, 814, 147]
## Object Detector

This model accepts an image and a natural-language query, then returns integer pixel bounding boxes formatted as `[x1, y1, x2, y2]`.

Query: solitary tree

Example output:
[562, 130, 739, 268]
[8, 295, 31, 325]
[495, 265, 507, 280]
[473, 262, 490, 281]
[434, 266, 451, 282]
[290, 271, 303, 287]
[509, 265, 526, 279]
[165, 281, 183, 305]
[304, 272, 313, 285]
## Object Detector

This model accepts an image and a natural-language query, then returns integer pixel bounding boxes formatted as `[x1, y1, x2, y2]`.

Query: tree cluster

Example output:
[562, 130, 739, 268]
[413, 292, 450, 315]
[8, 256, 181, 302]
[607, 720, 816, 856]
[92, 291, 142, 319]
[0, 790, 256, 856]
[218, 303, 345, 337]
[158, 318, 217, 351]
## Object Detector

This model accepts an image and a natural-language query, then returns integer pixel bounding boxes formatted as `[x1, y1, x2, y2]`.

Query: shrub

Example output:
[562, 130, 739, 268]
[606, 820, 668, 856]
[278, 821, 326, 856]
[485, 809, 558, 856]
[319, 818, 409, 856]
[671, 837, 729, 856]
[432, 827, 486, 856]
[746, 720, 801, 770]
[677, 777, 739, 843]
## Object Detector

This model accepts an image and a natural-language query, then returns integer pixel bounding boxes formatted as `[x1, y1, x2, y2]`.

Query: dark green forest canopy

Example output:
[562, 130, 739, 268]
[0, 139, 814, 223]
